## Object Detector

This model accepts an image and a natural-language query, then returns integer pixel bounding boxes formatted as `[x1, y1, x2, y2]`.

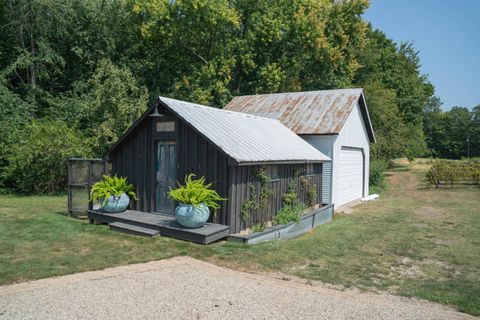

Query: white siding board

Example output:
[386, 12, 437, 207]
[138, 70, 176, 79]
[300, 135, 336, 204]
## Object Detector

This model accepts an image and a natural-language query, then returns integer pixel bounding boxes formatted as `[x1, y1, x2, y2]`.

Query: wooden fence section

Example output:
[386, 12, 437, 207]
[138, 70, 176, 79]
[68, 158, 110, 217]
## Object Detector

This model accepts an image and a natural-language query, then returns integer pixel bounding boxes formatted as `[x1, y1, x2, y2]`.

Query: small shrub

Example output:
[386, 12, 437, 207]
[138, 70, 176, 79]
[241, 184, 256, 223]
[300, 176, 318, 207]
[250, 223, 265, 233]
[282, 175, 299, 206]
[3, 120, 90, 193]
[273, 204, 307, 225]
[369, 159, 388, 191]
[307, 184, 317, 206]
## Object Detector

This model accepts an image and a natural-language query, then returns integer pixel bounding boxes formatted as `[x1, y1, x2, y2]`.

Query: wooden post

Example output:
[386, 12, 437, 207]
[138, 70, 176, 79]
[88, 160, 93, 211]
[67, 159, 72, 216]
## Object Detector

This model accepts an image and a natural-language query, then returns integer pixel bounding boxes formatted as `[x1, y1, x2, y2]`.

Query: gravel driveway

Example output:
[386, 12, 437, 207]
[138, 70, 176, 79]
[0, 257, 473, 320]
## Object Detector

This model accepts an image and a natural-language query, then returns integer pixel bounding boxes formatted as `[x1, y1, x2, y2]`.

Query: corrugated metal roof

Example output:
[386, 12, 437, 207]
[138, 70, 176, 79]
[159, 97, 330, 164]
[224, 88, 372, 137]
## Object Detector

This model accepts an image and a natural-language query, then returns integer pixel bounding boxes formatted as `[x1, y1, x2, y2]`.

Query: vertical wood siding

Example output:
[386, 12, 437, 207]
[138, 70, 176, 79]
[110, 116, 153, 212]
[176, 120, 230, 225]
[228, 163, 322, 233]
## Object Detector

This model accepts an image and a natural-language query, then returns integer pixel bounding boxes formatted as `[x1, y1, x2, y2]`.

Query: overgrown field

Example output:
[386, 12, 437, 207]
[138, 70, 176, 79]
[0, 162, 479, 315]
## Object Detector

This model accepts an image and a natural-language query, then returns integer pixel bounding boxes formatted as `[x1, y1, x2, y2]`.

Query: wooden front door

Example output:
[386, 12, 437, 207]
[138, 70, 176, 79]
[155, 140, 176, 214]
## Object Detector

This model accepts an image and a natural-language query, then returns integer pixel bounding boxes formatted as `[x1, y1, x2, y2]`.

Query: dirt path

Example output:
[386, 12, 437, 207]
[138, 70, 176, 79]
[0, 257, 473, 320]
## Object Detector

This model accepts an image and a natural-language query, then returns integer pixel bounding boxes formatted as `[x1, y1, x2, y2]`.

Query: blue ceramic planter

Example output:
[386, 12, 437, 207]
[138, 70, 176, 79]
[175, 203, 210, 228]
[101, 193, 130, 213]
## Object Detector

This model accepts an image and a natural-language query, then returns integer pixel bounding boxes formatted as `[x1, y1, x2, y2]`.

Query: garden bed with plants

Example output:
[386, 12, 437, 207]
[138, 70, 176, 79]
[227, 204, 334, 244]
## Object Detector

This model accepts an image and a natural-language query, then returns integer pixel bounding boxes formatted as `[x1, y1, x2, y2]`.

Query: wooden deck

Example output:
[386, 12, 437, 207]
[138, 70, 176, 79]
[88, 210, 231, 244]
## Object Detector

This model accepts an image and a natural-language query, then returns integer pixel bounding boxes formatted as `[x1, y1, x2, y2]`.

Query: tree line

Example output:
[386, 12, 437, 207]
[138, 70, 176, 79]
[424, 98, 480, 159]
[0, 0, 457, 193]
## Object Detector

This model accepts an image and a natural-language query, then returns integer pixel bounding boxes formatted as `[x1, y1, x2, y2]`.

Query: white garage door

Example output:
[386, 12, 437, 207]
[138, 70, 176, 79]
[337, 148, 364, 206]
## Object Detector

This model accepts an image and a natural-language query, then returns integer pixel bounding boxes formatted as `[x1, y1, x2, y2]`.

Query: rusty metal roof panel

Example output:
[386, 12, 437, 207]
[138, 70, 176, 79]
[224, 89, 364, 135]
[159, 97, 330, 164]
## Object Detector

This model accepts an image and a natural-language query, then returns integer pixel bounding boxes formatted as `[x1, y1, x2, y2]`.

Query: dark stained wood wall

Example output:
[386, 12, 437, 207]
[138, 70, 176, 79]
[228, 164, 322, 233]
[176, 119, 231, 225]
[109, 116, 154, 212]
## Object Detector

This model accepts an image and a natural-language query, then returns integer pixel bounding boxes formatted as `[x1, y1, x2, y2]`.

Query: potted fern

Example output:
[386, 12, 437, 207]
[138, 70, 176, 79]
[90, 175, 138, 213]
[168, 174, 226, 228]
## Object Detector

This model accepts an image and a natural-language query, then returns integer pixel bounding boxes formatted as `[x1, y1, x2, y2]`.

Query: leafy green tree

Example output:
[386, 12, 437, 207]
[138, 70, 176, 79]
[0, 83, 32, 145]
[422, 96, 451, 157]
[445, 107, 472, 158]
[84, 59, 149, 156]
[424, 105, 475, 159]
[364, 82, 408, 160]
[354, 27, 434, 159]
[0, 0, 74, 106]
[471, 105, 480, 157]
[355, 28, 434, 124]
[423, 96, 443, 147]
[133, 0, 369, 105]
[230, 0, 369, 95]
[3, 121, 90, 193]
[30, 59, 149, 157]
[132, 0, 240, 106]
[0, 83, 33, 188]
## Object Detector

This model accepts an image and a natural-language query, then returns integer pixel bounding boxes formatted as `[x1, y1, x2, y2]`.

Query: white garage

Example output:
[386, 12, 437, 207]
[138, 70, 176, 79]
[225, 88, 375, 208]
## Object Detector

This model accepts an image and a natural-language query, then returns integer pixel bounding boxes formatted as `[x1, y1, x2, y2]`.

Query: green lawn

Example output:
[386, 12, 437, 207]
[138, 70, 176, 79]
[1, 162, 479, 315]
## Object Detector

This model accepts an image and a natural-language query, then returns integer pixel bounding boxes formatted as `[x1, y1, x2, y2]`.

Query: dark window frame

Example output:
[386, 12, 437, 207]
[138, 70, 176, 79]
[306, 163, 321, 176]
[152, 117, 177, 139]
[267, 164, 281, 181]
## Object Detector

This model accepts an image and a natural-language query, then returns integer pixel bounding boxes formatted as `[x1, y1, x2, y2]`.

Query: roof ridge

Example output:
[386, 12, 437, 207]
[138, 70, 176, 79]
[229, 88, 363, 99]
[159, 96, 279, 122]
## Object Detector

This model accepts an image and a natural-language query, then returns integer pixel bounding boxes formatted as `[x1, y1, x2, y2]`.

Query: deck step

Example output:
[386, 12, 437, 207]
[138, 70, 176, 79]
[109, 222, 160, 237]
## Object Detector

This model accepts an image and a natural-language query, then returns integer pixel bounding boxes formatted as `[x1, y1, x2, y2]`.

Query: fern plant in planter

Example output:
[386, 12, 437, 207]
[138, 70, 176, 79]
[90, 175, 137, 213]
[168, 174, 226, 228]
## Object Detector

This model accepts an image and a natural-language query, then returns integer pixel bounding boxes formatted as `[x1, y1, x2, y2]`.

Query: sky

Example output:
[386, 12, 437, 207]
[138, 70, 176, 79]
[363, 0, 480, 110]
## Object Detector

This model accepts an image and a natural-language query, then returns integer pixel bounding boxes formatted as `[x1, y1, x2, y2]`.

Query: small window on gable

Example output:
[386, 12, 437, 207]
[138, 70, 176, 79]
[267, 165, 280, 180]
[156, 121, 175, 132]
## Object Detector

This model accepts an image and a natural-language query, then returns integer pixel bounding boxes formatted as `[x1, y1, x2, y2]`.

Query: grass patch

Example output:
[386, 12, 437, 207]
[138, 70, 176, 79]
[369, 184, 386, 195]
[1, 163, 479, 315]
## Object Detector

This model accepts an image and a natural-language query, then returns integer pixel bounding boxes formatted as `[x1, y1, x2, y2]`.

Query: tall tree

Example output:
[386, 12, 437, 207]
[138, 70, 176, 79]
[0, 0, 73, 106]
[85, 59, 149, 156]
[354, 27, 434, 159]
[132, 0, 240, 106]
[470, 105, 480, 157]
[445, 107, 472, 158]
[424, 106, 475, 159]
[364, 82, 408, 160]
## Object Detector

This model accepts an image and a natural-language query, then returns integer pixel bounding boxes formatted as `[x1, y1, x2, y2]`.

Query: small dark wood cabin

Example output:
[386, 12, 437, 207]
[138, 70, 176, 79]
[107, 97, 330, 233]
